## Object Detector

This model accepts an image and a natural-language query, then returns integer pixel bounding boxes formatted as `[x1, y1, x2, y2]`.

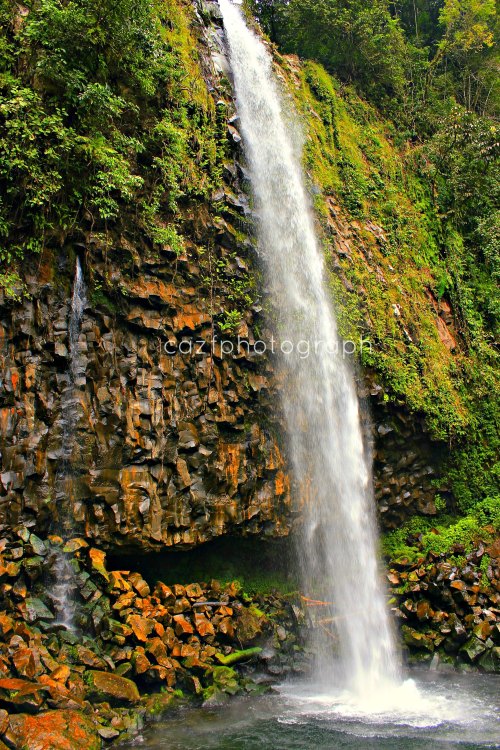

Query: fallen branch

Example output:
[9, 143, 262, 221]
[301, 596, 333, 607]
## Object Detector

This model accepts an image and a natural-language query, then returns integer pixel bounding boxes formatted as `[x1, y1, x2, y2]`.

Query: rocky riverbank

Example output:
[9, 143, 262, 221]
[0, 526, 498, 748]
[0, 530, 306, 749]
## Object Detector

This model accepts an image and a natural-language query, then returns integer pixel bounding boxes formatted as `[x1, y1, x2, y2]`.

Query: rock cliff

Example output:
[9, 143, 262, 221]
[0, 0, 449, 552]
[0, 142, 292, 551]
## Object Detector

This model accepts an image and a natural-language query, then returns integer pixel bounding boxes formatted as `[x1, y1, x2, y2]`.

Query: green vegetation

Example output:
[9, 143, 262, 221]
[269, 15, 499, 515]
[218, 309, 243, 334]
[382, 496, 499, 563]
[215, 647, 263, 666]
[255, 0, 407, 107]
[0, 0, 223, 296]
[252, 0, 498, 125]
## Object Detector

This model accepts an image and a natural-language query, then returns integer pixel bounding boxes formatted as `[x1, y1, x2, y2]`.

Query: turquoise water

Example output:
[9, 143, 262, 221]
[122, 673, 499, 749]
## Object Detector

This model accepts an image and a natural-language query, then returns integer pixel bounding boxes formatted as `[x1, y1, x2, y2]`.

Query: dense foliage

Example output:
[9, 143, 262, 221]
[251, 0, 499, 515]
[382, 495, 499, 564]
[251, 0, 498, 121]
[252, 0, 407, 106]
[250, 0, 499, 342]
[0, 0, 222, 295]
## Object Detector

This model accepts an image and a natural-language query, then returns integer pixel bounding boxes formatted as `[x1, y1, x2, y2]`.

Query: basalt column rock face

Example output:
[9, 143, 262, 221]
[0, 233, 291, 550]
[0, 258, 450, 546]
[371, 397, 446, 528]
[0, 2, 291, 550]
[360, 375, 448, 529]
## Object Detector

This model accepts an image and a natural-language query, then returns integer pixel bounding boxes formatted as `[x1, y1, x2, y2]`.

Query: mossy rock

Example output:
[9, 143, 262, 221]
[143, 689, 184, 716]
[210, 666, 240, 695]
[478, 647, 500, 673]
[214, 647, 262, 666]
[201, 685, 231, 706]
[460, 637, 487, 662]
[242, 680, 270, 696]
[85, 670, 140, 705]
[237, 606, 266, 644]
[88, 548, 109, 583]
[401, 625, 435, 651]
[23, 598, 54, 623]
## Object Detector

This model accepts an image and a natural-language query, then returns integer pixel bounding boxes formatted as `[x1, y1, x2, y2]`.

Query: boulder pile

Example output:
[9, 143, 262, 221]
[0, 522, 497, 748]
[388, 537, 500, 671]
[0, 530, 306, 748]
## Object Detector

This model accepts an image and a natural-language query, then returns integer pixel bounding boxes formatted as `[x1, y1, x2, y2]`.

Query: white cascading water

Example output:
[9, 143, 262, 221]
[69, 256, 87, 385]
[51, 256, 87, 630]
[219, 0, 399, 695]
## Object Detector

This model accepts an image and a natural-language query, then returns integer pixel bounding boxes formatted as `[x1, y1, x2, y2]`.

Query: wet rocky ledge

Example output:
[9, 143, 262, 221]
[0, 529, 498, 749]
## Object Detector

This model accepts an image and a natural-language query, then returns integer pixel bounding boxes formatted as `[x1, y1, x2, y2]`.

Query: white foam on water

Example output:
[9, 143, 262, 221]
[279, 678, 499, 735]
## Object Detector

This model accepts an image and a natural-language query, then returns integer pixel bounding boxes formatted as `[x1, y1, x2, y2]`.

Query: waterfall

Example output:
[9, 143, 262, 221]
[219, 0, 399, 694]
[69, 256, 87, 386]
[51, 256, 87, 630]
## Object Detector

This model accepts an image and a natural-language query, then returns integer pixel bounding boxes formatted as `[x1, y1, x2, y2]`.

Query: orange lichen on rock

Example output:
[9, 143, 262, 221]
[5, 710, 100, 750]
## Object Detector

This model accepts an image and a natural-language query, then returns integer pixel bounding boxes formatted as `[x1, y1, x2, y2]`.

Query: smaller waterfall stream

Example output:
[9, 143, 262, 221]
[220, 0, 399, 697]
[51, 257, 87, 630]
[69, 256, 87, 385]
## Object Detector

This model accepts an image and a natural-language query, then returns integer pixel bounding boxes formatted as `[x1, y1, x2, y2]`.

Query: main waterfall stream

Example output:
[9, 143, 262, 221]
[219, 0, 397, 696]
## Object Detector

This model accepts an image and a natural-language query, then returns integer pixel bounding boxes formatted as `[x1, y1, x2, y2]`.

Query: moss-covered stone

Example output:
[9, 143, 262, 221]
[401, 625, 435, 651]
[23, 598, 54, 623]
[85, 671, 140, 705]
[237, 606, 266, 644]
[460, 637, 487, 662]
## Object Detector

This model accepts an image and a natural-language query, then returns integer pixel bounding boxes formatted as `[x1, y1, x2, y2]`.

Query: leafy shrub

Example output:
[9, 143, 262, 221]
[382, 497, 499, 562]
[0, 0, 222, 294]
